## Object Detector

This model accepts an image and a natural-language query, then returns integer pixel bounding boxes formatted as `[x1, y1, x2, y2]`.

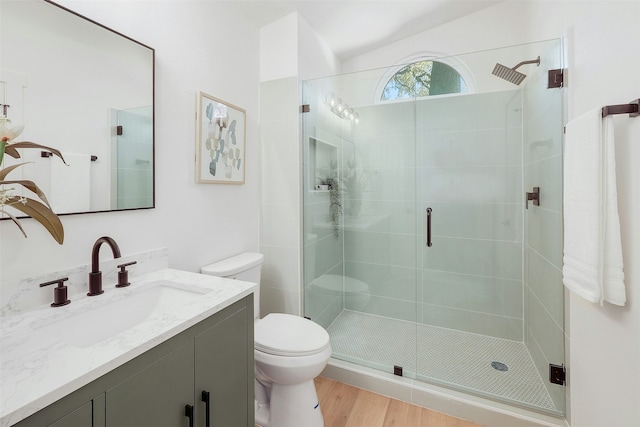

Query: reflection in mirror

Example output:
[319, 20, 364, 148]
[0, 0, 154, 217]
[111, 106, 154, 209]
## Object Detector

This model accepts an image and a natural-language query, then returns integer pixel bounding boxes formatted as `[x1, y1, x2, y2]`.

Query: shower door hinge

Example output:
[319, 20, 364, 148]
[549, 364, 566, 386]
[301, 104, 311, 113]
[548, 69, 564, 88]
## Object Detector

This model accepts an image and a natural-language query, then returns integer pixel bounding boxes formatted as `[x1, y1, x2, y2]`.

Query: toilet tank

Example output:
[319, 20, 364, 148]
[201, 252, 263, 318]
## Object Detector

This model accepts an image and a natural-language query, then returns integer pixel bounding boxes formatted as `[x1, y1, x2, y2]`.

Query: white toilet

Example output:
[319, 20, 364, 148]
[201, 252, 331, 427]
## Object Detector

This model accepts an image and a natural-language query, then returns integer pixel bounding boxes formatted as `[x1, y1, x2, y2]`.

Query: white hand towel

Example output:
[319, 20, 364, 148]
[601, 116, 625, 305]
[49, 152, 91, 214]
[562, 108, 625, 306]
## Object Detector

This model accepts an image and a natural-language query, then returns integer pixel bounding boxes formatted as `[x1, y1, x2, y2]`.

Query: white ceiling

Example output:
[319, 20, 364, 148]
[237, 0, 503, 60]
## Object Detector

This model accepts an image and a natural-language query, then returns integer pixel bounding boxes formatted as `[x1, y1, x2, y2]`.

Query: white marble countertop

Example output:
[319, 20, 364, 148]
[0, 269, 257, 427]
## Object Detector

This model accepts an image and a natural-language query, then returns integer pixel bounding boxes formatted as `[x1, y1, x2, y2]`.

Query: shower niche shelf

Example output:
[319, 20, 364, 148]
[309, 137, 337, 192]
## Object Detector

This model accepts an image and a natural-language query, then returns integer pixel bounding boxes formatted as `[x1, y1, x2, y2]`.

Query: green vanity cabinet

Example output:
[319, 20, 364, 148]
[12, 296, 254, 427]
[195, 304, 251, 427]
[105, 341, 195, 427]
[13, 393, 105, 427]
[47, 400, 92, 427]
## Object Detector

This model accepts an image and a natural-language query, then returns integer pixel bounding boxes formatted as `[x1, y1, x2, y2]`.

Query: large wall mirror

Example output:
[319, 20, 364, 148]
[0, 0, 154, 217]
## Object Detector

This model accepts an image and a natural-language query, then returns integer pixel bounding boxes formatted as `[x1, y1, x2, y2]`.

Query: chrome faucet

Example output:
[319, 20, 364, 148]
[88, 236, 122, 296]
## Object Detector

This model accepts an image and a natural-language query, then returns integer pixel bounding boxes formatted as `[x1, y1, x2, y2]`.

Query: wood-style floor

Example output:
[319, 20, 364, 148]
[314, 376, 484, 427]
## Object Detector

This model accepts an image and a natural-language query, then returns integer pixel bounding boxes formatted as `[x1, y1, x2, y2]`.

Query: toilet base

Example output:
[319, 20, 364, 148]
[255, 380, 324, 427]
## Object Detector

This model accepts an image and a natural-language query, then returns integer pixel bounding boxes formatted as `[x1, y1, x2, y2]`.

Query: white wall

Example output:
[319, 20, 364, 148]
[259, 13, 298, 82]
[1, 1, 261, 298]
[259, 12, 339, 82]
[258, 13, 340, 316]
[297, 16, 341, 81]
[343, 1, 640, 426]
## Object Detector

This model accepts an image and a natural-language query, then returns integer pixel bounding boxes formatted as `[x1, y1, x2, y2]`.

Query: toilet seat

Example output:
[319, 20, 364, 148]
[255, 313, 330, 357]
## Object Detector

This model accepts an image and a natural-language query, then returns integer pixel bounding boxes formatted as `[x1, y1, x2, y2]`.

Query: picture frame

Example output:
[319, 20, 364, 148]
[196, 91, 246, 184]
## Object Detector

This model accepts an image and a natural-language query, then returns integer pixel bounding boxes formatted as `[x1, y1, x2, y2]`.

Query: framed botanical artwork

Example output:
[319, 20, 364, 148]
[196, 92, 246, 184]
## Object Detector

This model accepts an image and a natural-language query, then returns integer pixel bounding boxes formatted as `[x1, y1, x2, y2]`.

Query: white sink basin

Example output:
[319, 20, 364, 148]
[37, 282, 207, 348]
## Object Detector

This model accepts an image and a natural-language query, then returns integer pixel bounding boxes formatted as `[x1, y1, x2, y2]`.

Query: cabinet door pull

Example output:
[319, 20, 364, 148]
[184, 404, 194, 427]
[201, 390, 211, 427]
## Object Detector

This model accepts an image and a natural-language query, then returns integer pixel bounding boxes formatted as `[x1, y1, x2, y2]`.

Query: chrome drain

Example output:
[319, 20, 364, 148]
[491, 361, 508, 372]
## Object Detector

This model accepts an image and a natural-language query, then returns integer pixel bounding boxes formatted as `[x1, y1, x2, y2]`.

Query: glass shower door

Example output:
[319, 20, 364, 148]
[416, 40, 565, 415]
[415, 88, 528, 399]
[338, 98, 419, 378]
[302, 71, 420, 378]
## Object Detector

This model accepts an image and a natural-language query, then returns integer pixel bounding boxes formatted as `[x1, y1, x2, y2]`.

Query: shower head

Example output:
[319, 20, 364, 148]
[492, 56, 540, 85]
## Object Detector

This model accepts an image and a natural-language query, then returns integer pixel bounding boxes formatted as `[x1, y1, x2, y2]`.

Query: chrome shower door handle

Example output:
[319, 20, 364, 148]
[426, 208, 433, 247]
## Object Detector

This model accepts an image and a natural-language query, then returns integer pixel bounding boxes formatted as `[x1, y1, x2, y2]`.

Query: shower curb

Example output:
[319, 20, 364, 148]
[322, 359, 568, 427]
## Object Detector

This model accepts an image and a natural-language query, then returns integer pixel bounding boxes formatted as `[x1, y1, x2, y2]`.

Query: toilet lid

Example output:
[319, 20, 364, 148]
[255, 313, 330, 357]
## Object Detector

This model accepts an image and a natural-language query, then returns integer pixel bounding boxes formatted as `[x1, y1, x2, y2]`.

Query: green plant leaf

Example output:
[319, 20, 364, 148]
[3, 141, 67, 164]
[2, 179, 52, 207]
[5, 196, 64, 244]
[0, 162, 30, 181]
[0, 208, 28, 238]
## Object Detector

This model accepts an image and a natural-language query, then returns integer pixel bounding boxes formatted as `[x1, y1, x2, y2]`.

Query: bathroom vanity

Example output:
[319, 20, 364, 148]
[0, 270, 257, 427]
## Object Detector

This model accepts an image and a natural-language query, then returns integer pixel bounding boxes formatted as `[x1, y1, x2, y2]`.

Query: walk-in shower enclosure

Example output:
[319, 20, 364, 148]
[302, 40, 565, 416]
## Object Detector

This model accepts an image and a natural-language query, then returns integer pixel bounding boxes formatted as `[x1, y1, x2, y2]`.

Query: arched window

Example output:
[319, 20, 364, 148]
[381, 60, 468, 101]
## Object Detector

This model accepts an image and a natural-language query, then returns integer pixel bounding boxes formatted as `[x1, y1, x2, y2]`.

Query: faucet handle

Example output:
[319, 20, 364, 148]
[116, 261, 137, 288]
[40, 277, 71, 307]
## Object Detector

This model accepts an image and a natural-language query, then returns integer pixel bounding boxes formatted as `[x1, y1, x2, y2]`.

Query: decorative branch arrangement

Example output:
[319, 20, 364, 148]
[327, 177, 342, 238]
[1, 120, 65, 244]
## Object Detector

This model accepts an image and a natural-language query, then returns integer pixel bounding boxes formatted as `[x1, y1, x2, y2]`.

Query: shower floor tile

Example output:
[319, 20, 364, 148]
[327, 310, 558, 413]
